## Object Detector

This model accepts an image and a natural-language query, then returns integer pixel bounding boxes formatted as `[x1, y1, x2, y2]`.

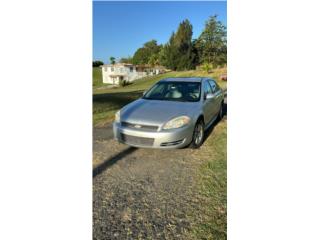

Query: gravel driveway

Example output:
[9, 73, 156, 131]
[93, 93, 227, 240]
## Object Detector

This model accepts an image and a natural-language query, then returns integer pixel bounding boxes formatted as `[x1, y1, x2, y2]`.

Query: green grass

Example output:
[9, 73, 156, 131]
[93, 68, 227, 127]
[93, 67, 103, 87]
[93, 90, 144, 126]
[190, 120, 227, 239]
[180, 120, 227, 239]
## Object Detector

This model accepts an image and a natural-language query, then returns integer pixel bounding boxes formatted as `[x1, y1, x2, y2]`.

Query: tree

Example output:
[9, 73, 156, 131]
[132, 48, 149, 65]
[109, 56, 116, 64]
[159, 33, 179, 70]
[159, 19, 197, 71]
[175, 19, 195, 70]
[92, 60, 104, 67]
[148, 54, 159, 67]
[119, 56, 133, 64]
[196, 15, 227, 67]
[132, 40, 161, 65]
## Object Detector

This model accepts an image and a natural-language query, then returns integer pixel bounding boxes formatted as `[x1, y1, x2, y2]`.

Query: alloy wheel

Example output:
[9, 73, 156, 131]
[194, 123, 204, 145]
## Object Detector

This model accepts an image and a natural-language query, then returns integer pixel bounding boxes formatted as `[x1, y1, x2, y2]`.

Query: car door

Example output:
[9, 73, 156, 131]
[208, 79, 223, 116]
[202, 80, 215, 125]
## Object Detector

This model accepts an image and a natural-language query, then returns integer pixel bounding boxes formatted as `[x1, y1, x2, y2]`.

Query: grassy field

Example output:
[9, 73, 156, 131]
[93, 67, 103, 87]
[93, 68, 227, 127]
[190, 120, 227, 239]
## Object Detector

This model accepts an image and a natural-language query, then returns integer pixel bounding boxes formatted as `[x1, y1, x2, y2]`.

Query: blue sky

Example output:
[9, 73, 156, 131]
[93, 1, 227, 63]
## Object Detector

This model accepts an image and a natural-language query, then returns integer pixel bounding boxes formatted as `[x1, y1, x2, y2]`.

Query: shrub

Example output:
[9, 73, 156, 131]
[119, 79, 129, 87]
[201, 62, 213, 73]
[93, 60, 104, 67]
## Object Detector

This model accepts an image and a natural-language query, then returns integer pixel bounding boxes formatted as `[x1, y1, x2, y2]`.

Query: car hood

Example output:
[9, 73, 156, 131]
[120, 98, 199, 125]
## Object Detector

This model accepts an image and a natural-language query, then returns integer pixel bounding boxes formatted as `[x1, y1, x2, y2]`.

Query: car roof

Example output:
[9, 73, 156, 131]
[159, 77, 211, 83]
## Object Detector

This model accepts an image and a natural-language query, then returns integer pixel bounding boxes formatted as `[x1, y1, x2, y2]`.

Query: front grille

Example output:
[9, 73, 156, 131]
[120, 133, 154, 146]
[160, 139, 185, 147]
[121, 122, 158, 131]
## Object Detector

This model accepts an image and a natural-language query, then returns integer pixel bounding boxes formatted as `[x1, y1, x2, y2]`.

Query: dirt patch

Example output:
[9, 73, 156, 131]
[93, 136, 208, 239]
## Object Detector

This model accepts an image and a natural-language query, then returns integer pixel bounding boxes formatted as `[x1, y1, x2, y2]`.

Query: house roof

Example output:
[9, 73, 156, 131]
[102, 63, 133, 67]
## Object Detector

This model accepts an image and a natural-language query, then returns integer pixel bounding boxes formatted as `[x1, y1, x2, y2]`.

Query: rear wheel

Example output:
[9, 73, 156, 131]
[189, 120, 204, 149]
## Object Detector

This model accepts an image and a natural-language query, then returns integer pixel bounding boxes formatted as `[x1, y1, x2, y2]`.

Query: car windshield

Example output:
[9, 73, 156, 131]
[143, 81, 201, 102]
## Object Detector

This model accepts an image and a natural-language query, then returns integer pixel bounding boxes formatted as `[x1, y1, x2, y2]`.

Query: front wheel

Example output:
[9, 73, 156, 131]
[189, 120, 205, 149]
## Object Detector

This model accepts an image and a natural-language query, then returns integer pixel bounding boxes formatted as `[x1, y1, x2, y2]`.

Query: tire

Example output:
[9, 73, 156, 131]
[189, 119, 205, 149]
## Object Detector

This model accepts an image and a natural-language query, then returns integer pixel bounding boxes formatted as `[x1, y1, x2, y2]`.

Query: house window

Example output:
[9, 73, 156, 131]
[130, 67, 133, 72]
[120, 68, 124, 73]
[110, 67, 114, 72]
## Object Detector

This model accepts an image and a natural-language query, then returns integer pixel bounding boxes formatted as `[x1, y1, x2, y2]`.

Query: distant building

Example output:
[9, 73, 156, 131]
[101, 63, 166, 85]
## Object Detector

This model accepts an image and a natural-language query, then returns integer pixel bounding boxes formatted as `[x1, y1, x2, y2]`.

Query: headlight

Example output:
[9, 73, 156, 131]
[163, 116, 190, 129]
[115, 111, 120, 123]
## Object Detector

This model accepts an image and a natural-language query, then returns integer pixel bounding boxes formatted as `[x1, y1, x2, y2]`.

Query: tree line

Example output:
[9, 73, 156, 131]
[94, 15, 227, 71]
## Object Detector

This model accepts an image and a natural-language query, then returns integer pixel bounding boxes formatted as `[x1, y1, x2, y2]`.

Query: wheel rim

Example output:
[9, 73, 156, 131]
[194, 123, 204, 145]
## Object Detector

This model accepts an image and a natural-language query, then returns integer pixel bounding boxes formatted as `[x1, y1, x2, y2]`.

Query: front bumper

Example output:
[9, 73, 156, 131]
[113, 122, 194, 149]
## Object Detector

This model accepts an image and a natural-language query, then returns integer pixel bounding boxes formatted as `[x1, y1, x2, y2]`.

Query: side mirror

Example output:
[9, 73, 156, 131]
[205, 93, 214, 100]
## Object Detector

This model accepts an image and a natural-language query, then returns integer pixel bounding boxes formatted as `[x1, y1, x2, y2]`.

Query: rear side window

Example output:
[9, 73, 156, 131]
[204, 81, 213, 98]
[209, 80, 217, 92]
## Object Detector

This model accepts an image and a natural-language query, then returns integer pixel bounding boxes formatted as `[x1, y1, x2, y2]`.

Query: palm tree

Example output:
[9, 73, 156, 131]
[109, 56, 116, 65]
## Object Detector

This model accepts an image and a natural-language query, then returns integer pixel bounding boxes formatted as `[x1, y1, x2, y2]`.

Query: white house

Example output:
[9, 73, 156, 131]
[101, 63, 165, 85]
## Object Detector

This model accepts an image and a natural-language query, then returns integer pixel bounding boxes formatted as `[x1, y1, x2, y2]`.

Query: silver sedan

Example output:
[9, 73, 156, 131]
[113, 77, 224, 149]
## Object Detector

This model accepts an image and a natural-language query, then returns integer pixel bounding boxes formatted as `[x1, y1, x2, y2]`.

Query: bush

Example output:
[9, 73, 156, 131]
[119, 79, 130, 87]
[201, 62, 213, 73]
[93, 60, 104, 67]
